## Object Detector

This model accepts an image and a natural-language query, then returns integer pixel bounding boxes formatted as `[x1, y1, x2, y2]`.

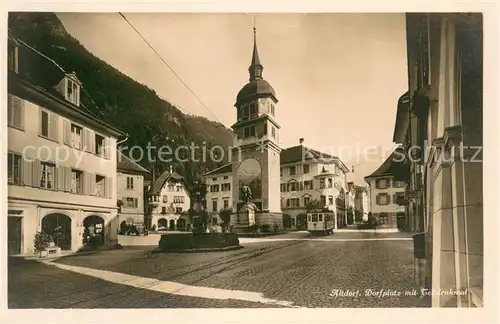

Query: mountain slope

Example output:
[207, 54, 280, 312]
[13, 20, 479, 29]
[8, 12, 234, 185]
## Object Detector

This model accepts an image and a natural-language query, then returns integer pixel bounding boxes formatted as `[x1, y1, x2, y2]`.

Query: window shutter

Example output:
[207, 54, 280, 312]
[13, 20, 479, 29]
[89, 131, 96, 154]
[64, 167, 72, 192]
[134, 198, 138, 208]
[310, 181, 314, 189]
[376, 194, 380, 205]
[82, 172, 89, 195]
[387, 194, 391, 205]
[22, 159, 33, 186]
[56, 166, 64, 191]
[84, 129, 91, 153]
[32, 160, 41, 188]
[393, 194, 397, 204]
[63, 120, 71, 146]
[7, 95, 13, 125]
[105, 137, 111, 159]
[89, 173, 96, 195]
[105, 177, 112, 198]
[49, 113, 58, 142]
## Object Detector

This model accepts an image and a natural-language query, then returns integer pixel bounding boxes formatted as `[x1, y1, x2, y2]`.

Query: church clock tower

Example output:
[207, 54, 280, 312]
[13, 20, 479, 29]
[231, 26, 283, 230]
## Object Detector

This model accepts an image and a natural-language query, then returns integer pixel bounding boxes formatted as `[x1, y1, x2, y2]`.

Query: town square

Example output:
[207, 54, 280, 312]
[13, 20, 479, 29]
[5, 10, 485, 313]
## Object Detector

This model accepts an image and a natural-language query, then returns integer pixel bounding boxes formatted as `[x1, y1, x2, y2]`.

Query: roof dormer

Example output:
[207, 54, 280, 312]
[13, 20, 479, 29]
[56, 72, 82, 106]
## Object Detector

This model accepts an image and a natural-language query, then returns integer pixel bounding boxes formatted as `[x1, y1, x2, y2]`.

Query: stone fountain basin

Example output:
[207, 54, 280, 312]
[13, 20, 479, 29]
[155, 232, 242, 253]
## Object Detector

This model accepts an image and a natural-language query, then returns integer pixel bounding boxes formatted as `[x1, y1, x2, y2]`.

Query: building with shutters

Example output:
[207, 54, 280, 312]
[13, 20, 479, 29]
[364, 148, 407, 230]
[148, 166, 191, 231]
[203, 138, 351, 230]
[7, 32, 126, 255]
[202, 27, 350, 231]
[117, 151, 149, 226]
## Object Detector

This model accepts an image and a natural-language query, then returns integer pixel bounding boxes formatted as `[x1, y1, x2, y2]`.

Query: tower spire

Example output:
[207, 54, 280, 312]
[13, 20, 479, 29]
[249, 19, 263, 81]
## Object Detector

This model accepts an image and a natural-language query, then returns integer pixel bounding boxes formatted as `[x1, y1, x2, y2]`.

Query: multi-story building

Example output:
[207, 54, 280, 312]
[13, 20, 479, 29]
[393, 13, 483, 307]
[116, 151, 149, 226]
[203, 138, 351, 230]
[353, 184, 370, 222]
[148, 166, 191, 231]
[7, 33, 125, 255]
[346, 182, 356, 224]
[280, 139, 350, 229]
[364, 148, 407, 230]
[203, 164, 233, 225]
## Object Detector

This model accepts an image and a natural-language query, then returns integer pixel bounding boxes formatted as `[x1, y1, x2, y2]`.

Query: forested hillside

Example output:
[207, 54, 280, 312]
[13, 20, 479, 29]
[8, 12, 234, 185]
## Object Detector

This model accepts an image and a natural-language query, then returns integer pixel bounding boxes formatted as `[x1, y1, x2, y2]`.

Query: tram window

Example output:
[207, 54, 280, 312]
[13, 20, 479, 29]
[311, 214, 318, 222]
[318, 214, 323, 222]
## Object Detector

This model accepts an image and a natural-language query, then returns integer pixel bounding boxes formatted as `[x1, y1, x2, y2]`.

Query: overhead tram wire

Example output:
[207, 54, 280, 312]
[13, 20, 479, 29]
[118, 12, 232, 133]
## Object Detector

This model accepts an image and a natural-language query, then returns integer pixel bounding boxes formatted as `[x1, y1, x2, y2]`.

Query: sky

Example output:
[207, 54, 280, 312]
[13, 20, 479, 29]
[57, 13, 408, 185]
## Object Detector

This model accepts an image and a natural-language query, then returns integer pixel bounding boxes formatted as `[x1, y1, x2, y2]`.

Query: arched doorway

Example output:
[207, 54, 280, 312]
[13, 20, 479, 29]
[83, 215, 105, 246]
[158, 218, 168, 230]
[41, 213, 72, 250]
[169, 219, 176, 231]
[282, 214, 292, 229]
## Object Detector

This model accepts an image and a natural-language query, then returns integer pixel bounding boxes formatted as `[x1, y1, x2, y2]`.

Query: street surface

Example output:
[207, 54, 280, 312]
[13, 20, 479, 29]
[8, 231, 430, 308]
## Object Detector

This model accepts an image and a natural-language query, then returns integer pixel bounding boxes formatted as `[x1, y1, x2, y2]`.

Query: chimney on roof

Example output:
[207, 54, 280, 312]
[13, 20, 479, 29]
[169, 165, 173, 174]
[299, 138, 304, 145]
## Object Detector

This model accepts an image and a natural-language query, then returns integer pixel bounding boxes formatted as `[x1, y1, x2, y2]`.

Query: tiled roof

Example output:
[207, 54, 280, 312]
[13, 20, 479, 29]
[281, 145, 350, 172]
[8, 34, 125, 137]
[364, 147, 407, 180]
[202, 163, 233, 176]
[151, 170, 186, 195]
[203, 145, 350, 176]
[117, 151, 149, 174]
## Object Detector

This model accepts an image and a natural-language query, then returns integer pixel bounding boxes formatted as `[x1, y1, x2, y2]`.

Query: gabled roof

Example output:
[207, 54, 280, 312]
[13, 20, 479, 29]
[117, 151, 149, 174]
[8, 34, 125, 138]
[151, 170, 187, 195]
[364, 147, 407, 180]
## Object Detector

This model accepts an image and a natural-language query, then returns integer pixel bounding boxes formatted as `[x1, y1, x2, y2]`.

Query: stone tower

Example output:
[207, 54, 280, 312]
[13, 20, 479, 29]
[231, 26, 283, 230]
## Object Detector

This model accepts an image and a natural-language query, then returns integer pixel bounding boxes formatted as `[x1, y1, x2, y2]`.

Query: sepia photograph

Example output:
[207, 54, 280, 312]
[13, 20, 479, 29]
[2, 2, 496, 322]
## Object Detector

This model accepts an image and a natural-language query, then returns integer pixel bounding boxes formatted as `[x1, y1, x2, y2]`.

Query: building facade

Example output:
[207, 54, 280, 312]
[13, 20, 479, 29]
[148, 166, 191, 231]
[204, 164, 233, 225]
[393, 13, 483, 307]
[203, 138, 351, 230]
[353, 184, 370, 222]
[117, 151, 149, 225]
[280, 140, 350, 229]
[228, 26, 283, 230]
[364, 149, 407, 230]
[346, 182, 356, 224]
[7, 34, 125, 255]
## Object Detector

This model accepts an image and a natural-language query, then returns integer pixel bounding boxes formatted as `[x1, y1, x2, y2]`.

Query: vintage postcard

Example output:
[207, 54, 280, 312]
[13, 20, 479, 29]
[2, 1, 498, 323]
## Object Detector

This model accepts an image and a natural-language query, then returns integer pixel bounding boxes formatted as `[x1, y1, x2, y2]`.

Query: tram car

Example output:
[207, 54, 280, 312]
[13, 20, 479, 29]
[307, 212, 336, 235]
